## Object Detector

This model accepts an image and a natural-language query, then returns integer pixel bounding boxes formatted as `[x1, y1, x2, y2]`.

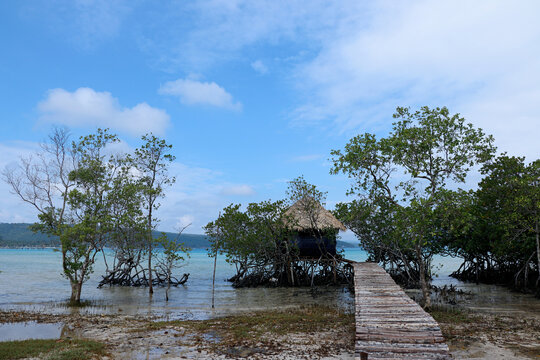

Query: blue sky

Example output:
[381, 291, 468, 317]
[1, 1, 539, 240]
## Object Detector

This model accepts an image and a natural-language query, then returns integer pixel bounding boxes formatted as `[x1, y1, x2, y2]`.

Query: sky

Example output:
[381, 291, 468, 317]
[1, 1, 539, 241]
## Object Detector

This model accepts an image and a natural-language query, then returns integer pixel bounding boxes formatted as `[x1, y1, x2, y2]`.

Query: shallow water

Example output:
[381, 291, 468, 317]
[1, 248, 538, 320]
[0, 248, 367, 319]
[0, 321, 63, 341]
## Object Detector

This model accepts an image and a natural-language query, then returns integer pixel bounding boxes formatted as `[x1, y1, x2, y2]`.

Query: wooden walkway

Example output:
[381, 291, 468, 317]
[353, 262, 452, 359]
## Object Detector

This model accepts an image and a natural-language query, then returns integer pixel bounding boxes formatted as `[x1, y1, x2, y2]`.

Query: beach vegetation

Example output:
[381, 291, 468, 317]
[156, 229, 191, 301]
[3, 128, 187, 304]
[331, 106, 496, 308]
[130, 134, 176, 295]
[445, 155, 540, 293]
[0, 338, 106, 360]
[205, 177, 352, 287]
[142, 305, 354, 354]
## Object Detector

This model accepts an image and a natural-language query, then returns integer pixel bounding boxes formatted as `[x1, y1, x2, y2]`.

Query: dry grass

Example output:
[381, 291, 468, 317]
[142, 305, 355, 357]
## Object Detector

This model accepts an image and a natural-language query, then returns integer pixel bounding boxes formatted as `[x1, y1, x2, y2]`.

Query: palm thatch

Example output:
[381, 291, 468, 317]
[284, 198, 346, 231]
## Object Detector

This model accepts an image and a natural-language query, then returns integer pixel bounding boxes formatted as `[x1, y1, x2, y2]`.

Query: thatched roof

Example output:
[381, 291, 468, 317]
[284, 198, 346, 231]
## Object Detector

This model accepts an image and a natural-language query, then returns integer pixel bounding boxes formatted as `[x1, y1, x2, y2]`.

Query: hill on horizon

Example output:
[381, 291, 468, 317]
[0, 223, 210, 249]
[0, 223, 355, 249]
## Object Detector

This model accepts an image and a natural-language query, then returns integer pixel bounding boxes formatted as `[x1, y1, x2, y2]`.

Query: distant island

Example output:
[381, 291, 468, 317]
[0, 223, 356, 249]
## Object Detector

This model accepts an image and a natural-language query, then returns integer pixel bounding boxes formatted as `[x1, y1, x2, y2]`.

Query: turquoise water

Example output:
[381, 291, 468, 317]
[1, 248, 537, 319]
[0, 248, 372, 318]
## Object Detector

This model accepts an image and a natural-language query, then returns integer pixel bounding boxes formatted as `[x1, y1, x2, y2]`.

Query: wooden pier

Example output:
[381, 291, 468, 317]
[353, 262, 451, 359]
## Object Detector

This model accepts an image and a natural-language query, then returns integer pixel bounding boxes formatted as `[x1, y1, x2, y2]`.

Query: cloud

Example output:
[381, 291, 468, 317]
[0, 141, 47, 224]
[38, 87, 170, 136]
[291, 1, 540, 158]
[220, 184, 256, 196]
[152, 162, 257, 233]
[143, 1, 540, 159]
[0, 140, 257, 234]
[251, 60, 268, 74]
[23, 0, 132, 50]
[159, 78, 242, 111]
[138, 0, 358, 71]
[176, 215, 195, 230]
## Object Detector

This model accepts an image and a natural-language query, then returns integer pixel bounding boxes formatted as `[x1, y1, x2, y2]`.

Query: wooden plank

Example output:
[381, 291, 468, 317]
[353, 262, 452, 359]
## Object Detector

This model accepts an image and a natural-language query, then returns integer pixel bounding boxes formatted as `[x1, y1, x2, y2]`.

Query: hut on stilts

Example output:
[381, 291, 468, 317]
[284, 197, 347, 258]
[283, 198, 350, 286]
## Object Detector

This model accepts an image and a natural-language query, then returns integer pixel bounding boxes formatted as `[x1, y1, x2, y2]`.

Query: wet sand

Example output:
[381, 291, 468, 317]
[1, 292, 539, 360]
[406, 284, 540, 359]
[0, 309, 356, 359]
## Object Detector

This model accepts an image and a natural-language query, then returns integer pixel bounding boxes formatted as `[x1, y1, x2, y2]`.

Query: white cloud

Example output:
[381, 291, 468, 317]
[291, 1, 540, 159]
[23, 0, 132, 50]
[38, 87, 170, 136]
[159, 78, 242, 111]
[146, 1, 540, 159]
[0, 140, 257, 234]
[176, 215, 195, 230]
[220, 184, 255, 196]
[0, 141, 45, 224]
[139, 0, 358, 71]
[251, 60, 268, 74]
[102, 139, 133, 157]
[150, 162, 258, 233]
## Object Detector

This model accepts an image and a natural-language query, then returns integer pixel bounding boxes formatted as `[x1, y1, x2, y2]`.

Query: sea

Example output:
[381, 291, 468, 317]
[0, 248, 537, 320]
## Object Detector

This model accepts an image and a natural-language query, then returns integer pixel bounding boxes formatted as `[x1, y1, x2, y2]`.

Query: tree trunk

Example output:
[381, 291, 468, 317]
[166, 274, 170, 302]
[70, 281, 82, 304]
[536, 220, 540, 288]
[148, 209, 153, 295]
[416, 245, 431, 309]
[212, 247, 218, 308]
[148, 241, 153, 294]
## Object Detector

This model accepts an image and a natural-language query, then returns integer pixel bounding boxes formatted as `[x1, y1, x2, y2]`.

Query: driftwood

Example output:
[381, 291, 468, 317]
[98, 255, 189, 288]
[98, 269, 189, 288]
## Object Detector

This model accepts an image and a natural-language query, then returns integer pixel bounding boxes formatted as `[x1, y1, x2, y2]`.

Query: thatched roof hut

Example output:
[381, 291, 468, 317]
[284, 198, 346, 257]
[284, 199, 346, 232]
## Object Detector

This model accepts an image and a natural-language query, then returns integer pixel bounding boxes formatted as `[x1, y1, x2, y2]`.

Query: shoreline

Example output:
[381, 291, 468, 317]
[1, 301, 539, 359]
[1, 247, 539, 359]
[0, 306, 356, 360]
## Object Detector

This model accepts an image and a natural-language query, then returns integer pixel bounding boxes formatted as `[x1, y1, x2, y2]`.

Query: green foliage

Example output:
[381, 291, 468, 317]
[156, 232, 190, 276]
[447, 155, 539, 289]
[132, 133, 176, 215]
[205, 178, 350, 287]
[286, 175, 327, 206]
[158, 234, 190, 262]
[130, 133, 177, 293]
[205, 200, 293, 279]
[0, 223, 59, 247]
[56, 129, 131, 293]
[331, 106, 495, 305]
[2, 128, 183, 301]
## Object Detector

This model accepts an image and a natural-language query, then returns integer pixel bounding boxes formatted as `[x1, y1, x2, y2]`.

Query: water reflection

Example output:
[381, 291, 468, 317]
[0, 249, 360, 319]
[0, 321, 64, 341]
[1, 249, 538, 321]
